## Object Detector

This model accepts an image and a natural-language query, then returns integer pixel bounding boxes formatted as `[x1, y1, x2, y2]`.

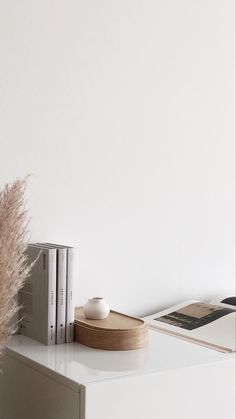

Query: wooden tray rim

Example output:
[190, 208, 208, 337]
[75, 323, 148, 337]
[74, 308, 146, 332]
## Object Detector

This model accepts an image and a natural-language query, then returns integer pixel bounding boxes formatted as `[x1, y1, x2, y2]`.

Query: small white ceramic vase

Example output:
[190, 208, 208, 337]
[83, 297, 110, 320]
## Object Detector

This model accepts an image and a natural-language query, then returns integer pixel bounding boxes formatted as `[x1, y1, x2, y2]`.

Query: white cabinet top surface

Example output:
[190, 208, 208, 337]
[6, 331, 234, 389]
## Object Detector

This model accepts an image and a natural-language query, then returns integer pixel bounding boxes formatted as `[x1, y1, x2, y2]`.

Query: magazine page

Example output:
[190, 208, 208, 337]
[144, 301, 236, 353]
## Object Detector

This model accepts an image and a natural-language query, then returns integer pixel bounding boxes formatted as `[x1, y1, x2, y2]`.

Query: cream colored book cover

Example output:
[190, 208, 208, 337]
[19, 245, 56, 345]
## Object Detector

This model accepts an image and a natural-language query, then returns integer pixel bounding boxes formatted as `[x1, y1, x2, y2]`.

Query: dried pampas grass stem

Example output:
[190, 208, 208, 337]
[0, 178, 32, 356]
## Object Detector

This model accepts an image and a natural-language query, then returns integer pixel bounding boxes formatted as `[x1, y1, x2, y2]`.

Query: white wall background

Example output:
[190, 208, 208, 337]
[0, 0, 234, 316]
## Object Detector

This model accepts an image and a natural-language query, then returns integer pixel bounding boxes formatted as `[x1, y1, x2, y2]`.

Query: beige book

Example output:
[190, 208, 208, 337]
[19, 245, 57, 345]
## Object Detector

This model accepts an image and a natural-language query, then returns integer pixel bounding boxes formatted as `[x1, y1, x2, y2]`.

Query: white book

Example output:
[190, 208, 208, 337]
[55, 247, 67, 344]
[40, 243, 75, 343]
[19, 245, 57, 345]
[37, 244, 67, 344]
[144, 300, 236, 353]
[66, 247, 75, 343]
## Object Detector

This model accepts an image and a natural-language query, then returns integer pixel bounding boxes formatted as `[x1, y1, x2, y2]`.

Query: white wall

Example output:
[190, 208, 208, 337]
[0, 0, 234, 316]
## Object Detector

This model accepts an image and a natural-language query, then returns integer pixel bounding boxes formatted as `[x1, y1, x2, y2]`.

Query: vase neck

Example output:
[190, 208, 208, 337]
[89, 297, 104, 303]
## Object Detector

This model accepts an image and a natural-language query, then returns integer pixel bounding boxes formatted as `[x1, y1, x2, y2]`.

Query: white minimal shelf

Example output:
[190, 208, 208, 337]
[0, 331, 235, 419]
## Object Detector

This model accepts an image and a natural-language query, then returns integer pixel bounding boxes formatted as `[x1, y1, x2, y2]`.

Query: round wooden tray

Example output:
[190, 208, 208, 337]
[74, 307, 149, 350]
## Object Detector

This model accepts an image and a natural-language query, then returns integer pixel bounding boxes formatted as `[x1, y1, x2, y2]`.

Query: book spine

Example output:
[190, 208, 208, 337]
[56, 248, 66, 344]
[47, 249, 57, 345]
[66, 248, 75, 343]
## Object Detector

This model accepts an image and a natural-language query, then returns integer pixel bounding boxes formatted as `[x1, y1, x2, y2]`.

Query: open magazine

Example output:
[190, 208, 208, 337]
[144, 300, 236, 353]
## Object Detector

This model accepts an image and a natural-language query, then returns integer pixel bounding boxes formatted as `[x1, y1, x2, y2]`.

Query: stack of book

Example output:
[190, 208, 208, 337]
[18, 243, 75, 345]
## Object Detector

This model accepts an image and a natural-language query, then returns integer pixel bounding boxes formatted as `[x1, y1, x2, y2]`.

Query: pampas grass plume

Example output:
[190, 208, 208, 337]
[0, 178, 32, 355]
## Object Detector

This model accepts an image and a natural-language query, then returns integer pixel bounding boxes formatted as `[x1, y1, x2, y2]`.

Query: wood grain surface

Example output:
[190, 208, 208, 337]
[74, 307, 148, 350]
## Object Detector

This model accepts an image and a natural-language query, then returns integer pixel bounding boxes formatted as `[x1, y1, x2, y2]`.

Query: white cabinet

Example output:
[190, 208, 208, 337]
[0, 332, 235, 419]
[0, 355, 80, 419]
